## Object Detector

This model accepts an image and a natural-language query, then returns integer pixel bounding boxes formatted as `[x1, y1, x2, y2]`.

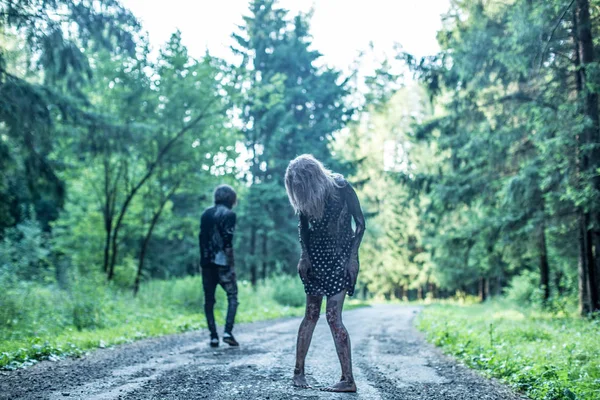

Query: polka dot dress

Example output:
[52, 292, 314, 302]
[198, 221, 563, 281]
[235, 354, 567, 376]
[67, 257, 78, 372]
[300, 184, 355, 297]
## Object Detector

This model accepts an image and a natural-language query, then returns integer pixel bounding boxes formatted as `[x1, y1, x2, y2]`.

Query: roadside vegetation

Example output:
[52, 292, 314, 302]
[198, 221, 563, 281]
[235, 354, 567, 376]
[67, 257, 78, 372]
[418, 300, 600, 400]
[0, 274, 366, 370]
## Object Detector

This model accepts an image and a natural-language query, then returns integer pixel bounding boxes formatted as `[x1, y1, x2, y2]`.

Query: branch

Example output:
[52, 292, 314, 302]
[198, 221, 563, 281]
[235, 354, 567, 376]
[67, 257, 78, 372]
[133, 178, 183, 295]
[107, 96, 220, 278]
[538, 0, 576, 70]
[109, 160, 124, 217]
[478, 92, 558, 111]
[550, 49, 575, 62]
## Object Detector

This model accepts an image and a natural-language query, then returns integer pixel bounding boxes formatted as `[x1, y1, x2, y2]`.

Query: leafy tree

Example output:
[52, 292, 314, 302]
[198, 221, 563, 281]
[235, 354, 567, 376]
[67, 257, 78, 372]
[0, 0, 139, 232]
[232, 0, 353, 284]
[403, 0, 600, 312]
[57, 31, 236, 283]
[335, 84, 436, 299]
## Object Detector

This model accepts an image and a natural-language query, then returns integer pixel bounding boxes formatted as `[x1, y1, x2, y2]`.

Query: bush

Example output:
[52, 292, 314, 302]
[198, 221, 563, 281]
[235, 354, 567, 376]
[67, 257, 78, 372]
[112, 256, 138, 289]
[0, 220, 51, 282]
[71, 280, 110, 331]
[138, 276, 204, 311]
[0, 277, 71, 338]
[504, 270, 540, 304]
[271, 275, 306, 307]
[0, 279, 22, 331]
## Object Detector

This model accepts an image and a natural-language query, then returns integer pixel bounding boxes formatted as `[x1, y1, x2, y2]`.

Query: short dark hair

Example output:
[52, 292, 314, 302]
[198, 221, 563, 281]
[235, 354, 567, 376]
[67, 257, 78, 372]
[214, 184, 237, 208]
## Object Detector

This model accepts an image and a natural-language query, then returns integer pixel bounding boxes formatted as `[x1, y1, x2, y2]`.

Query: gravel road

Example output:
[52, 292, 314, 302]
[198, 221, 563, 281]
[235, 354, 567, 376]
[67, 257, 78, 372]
[0, 305, 524, 399]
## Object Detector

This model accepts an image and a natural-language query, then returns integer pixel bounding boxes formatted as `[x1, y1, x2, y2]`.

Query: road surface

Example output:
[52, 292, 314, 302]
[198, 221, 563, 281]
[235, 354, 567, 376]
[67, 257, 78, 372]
[0, 305, 524, 399]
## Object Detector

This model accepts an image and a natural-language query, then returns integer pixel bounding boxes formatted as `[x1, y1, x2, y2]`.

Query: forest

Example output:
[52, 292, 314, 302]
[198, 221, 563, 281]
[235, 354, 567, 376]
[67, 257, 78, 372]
[1, 0, 600, 397]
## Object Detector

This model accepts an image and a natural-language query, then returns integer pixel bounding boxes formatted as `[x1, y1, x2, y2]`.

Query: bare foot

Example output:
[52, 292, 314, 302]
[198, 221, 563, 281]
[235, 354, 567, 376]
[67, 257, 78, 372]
[321, 380, 357, 393]
[292, 373, 311, 389]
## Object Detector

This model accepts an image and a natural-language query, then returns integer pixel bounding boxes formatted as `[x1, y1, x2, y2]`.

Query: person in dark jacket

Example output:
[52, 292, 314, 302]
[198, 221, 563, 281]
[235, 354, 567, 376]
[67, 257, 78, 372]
[199, 184, 239, 347]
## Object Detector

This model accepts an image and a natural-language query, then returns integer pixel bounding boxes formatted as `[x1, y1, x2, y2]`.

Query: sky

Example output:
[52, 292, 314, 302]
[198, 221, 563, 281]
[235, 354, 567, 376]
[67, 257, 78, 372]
[119, 0, 450, 74]
[117, 1, 451, 174]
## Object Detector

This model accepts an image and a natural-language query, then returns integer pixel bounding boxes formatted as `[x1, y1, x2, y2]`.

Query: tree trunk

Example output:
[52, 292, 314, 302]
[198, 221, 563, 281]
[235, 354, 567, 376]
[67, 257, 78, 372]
[479, 277, 487, 302]
[576, 0, 600, 312]
[108, 201, 128, 281]
[133, 182, 180, 296]
[555, 269, 564, 296]
[584, 215, 598, 311]
[573, 16, 590, 315]
[393, 286, 401, 300]
[539, 221, 550, 303]
[55, 255, 69, 290]
[106, 103, 215, 280]
[102, 159, 115, 274]
[133, 236, 149, 296]
[103, 227, 112, 274]
[579, 220, 591, 314]
[596, 237, 600, 304]
[495, 272, 503, 296]
[261, 230, 268, 280]
[250, 225, 257, 287]
[428, 282, 437, 299]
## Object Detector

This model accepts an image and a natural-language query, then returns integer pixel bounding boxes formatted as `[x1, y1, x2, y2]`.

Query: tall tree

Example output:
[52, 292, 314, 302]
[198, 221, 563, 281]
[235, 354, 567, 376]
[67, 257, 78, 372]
[0, 0, 139, 232]
[232, 0, 353, 283]
[574, 0, 600, 312]
[52, 31, 235, 282]
[335, 84, 435, 299]
[402, 0, 600, 311]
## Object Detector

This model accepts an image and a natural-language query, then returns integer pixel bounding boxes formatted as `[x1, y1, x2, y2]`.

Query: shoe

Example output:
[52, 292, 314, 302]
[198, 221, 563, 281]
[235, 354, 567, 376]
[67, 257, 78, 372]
[210, 337, 219, 348]
[222, 332, 239, 347]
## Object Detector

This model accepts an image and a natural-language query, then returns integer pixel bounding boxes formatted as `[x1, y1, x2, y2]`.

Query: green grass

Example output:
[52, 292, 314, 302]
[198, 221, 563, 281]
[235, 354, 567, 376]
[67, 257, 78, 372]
[417, 300, 600, 400]
[0, 275, 367, 370]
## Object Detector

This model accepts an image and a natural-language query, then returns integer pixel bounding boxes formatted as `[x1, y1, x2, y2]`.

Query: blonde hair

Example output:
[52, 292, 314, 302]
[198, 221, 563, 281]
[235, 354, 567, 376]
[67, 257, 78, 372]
[284, 154, 342, 220]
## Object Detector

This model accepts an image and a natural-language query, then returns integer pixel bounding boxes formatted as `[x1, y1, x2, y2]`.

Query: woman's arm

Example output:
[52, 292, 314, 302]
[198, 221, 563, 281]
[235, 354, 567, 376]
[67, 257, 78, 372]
[299, 213, 310, 256]
[345, 183, 365, 287]
[298, 213, 311, 281]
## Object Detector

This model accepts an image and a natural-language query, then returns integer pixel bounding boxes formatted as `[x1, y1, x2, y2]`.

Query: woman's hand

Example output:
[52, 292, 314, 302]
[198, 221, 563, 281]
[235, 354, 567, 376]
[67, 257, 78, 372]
[298, 255, 311, 282]
[346, 258, 359, 288]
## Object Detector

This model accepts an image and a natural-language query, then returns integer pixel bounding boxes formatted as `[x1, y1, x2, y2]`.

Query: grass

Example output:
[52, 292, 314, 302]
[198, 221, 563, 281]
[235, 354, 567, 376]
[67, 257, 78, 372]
[0, 274, 367, 370]
[416, 300, 600, 400]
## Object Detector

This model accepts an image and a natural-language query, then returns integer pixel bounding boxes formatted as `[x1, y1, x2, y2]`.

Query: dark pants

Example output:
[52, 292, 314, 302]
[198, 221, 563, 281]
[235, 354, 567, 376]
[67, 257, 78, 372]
[202, 264, 238, 338]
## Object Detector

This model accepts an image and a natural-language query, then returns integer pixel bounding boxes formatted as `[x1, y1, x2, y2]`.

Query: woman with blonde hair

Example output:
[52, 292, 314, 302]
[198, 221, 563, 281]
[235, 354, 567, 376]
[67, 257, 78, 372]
[284, 154, 366, 392]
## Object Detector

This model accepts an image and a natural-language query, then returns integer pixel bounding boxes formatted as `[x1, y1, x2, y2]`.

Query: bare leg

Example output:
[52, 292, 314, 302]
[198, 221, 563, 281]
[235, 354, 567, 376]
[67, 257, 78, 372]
[293, 294, 323, 388]
[322, 290, 356, 392]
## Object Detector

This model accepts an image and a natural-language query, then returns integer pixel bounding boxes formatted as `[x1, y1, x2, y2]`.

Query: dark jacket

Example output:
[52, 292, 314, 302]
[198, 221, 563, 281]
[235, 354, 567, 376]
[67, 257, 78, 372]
[199, 204, 236, 268]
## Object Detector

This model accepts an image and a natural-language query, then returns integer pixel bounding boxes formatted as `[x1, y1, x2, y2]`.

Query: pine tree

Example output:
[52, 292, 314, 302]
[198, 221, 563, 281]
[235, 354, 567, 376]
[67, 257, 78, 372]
[405, 0, 600, 311]
[0, 0, 139, 232]
[232, 0, 353, 283]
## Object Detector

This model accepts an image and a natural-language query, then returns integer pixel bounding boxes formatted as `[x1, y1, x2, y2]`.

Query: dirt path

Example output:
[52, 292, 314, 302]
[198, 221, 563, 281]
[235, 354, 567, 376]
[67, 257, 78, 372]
[0, 305, 523, 399]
